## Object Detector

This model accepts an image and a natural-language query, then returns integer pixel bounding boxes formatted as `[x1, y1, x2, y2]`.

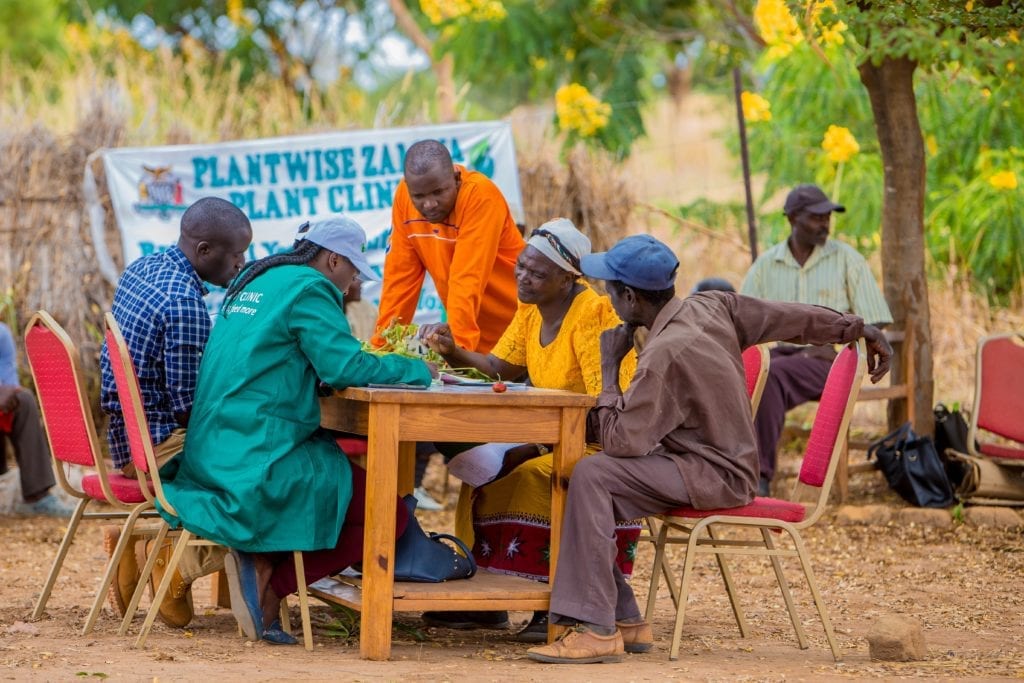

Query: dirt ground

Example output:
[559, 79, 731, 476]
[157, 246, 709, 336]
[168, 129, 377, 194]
[2, 457, 1023, 683]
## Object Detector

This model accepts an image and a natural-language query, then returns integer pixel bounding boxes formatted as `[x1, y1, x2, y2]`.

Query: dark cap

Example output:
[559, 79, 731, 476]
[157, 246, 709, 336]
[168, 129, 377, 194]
[783, 184, 846, 215]
[580, 234, 679, 291]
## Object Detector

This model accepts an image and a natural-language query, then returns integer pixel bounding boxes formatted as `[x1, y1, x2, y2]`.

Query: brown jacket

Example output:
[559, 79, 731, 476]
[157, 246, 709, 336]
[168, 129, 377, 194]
[588, 292, 864, 509]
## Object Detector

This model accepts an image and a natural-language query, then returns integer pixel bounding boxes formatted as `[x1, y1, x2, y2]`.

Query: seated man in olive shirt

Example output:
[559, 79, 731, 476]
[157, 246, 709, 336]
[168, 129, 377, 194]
[527, 234, 892, 664]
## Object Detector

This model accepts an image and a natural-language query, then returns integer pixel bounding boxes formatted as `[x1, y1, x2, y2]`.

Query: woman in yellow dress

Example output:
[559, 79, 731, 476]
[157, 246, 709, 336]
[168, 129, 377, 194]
[419, 218, 638, 640]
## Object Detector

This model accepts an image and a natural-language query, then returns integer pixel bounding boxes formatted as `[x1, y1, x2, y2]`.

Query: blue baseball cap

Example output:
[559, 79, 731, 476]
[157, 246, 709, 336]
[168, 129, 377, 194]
[580, 234, 679, 290]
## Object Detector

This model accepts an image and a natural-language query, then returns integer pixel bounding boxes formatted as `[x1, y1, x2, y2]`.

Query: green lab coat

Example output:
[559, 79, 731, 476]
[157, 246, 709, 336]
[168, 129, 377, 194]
[158, 264, 431, 552]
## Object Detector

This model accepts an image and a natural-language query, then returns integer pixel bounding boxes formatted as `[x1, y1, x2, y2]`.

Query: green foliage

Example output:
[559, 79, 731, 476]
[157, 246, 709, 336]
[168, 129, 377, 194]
[428, 0, 698, 156]
[72, 0, 378, 88]
[840, 0, 1022, 78]
[930, 148, 1024, 298]
[0, 0, 66, 65]
[951, 501, 965, 525]
[742, 41, 883, 248]
[728, 1, 1024, 298]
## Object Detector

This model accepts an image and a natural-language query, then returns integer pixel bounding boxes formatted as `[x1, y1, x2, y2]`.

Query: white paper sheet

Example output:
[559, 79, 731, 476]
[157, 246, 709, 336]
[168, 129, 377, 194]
[446, 442, 523, 487]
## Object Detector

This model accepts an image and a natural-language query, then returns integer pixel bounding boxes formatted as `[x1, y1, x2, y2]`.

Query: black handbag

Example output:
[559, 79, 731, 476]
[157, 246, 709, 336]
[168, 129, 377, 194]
[867, 422, 955, 508]
[393, 495, 477, 583]
[933, 403, 976, 488]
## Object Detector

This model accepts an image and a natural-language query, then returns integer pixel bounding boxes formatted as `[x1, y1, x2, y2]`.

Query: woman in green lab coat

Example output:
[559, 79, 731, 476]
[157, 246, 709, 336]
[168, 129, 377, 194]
[159, 217, 434, 643]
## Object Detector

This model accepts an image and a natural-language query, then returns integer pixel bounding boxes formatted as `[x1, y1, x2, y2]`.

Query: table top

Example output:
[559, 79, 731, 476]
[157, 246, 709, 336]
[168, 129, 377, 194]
[332, 384, 597, 408]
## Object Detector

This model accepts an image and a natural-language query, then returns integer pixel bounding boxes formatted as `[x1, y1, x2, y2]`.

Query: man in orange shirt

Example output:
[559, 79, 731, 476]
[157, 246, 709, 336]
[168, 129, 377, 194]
[372, 139, 524, 354]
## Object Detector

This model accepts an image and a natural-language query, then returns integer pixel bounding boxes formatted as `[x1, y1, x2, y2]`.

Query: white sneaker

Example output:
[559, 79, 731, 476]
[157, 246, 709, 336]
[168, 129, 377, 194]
[16, 493, 75, 518]
[413, 486, 443, 511]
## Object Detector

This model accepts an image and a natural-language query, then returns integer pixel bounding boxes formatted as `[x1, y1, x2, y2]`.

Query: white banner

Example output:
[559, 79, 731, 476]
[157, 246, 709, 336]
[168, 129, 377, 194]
[99, 121, 522, 320]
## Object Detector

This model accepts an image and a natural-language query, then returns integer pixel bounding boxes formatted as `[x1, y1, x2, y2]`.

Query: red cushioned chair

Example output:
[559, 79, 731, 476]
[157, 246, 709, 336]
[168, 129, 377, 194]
[104, 314, 314, 649]
[641, 344, 770, 609]
[23, 311, 159, 634]
[966, 332, 1024, 464]
[645, 340, 866, 662]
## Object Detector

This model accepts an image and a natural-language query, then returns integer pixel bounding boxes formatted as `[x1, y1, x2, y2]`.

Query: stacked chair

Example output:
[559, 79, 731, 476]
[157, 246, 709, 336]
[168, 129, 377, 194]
[23, 311, 162, 635]
[947, 332, 1024, 504]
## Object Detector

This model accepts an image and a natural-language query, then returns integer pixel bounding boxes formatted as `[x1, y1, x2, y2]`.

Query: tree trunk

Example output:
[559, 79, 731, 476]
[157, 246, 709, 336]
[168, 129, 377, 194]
[858, 56, 933, 434]
[388, 0, 457, 122]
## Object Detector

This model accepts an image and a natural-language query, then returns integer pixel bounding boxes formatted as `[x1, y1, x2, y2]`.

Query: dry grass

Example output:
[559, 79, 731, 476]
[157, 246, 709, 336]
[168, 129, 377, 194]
[513, 106, 632, 252]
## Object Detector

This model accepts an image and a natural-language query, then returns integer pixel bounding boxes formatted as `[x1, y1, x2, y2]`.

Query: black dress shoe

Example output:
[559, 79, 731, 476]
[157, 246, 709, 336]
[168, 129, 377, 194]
[422, 610, 510, 630]
[514, 611, 548, 643]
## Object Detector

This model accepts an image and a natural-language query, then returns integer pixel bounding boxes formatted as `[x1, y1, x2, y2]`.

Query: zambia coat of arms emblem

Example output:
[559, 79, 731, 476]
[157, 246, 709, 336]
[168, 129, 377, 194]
[133, 165, 186, 219]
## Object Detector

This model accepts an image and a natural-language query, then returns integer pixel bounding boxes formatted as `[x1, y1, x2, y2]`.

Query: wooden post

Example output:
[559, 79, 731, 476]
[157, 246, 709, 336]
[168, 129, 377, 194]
[733, 67, 759, 263]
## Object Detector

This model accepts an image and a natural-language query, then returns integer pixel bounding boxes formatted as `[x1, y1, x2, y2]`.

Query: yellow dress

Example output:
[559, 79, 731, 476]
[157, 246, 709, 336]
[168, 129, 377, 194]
[454, 282, 640, 581]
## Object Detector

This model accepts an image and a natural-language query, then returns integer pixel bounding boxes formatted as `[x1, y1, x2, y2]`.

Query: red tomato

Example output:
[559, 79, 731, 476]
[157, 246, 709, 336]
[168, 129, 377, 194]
[492, 381, 507, 393]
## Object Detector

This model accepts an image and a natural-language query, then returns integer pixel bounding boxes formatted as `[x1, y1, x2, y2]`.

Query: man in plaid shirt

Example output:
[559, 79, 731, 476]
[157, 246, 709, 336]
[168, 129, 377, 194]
[100, 196, 252, 629]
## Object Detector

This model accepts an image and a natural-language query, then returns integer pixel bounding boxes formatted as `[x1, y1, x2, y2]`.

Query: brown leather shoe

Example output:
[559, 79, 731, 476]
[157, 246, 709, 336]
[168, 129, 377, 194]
[527, 626, 624, 664]
[616, 620, 654, 653]
[103, 526, 140, 617]
[147, 539, 194, 628]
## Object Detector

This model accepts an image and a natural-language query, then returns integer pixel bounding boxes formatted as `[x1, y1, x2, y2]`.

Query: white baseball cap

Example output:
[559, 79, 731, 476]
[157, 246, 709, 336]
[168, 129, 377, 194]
[299, 217, 379, 281]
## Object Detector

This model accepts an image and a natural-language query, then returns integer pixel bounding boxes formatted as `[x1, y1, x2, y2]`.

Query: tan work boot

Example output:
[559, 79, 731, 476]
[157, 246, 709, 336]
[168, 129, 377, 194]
[616, 619, 654, 653]
[527, 625, 624, 664]
[147, 538, 194, 628]
[102, 526, 141, 617]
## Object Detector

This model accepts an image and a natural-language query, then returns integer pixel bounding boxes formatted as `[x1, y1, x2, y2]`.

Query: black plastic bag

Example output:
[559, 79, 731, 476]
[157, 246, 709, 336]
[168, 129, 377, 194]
[933, 403, 971, 488]
[868, 422, 955, 508]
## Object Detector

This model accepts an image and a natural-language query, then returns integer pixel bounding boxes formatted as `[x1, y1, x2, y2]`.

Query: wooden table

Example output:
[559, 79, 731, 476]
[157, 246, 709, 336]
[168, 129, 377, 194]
[315, 385, 595, 660]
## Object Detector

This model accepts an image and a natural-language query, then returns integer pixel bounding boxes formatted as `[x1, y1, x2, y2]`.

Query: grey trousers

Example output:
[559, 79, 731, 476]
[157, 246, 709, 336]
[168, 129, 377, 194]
[549, 452, 690, 629]
[2, 390, 56, 501]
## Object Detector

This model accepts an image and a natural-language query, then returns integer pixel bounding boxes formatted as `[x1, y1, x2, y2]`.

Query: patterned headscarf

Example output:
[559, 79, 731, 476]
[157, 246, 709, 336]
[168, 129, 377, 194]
[526, 218, 591, 276]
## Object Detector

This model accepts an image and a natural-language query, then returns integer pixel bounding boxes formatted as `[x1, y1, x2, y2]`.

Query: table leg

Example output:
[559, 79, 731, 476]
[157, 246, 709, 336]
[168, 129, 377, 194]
[547, 406, 588, 642]
[361, 403, 400, 660]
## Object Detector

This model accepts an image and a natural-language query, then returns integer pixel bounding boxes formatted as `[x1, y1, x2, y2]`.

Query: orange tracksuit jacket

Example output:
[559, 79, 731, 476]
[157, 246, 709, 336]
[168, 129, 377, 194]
[373, 166, 524, 353]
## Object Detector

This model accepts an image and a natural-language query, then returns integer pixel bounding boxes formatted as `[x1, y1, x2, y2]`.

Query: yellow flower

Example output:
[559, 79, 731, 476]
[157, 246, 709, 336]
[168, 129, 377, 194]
[966, 0, 974, 10]
[113, 28, 137, 55]
[420, 0, 506, 25]
[1008, 29, 1020, 44]
[981, 87, 992, 98]
[988, 171, 1018, 190]
[741, 91, 772, 123]
[420, 0, 444, 23]
[925, 134, 938, 157]
[63, 23, 90, 53]
[555, 83, 611, 138]
[344, 90, 367, 113]
[820, 20, 847, 46]
[754, 0, 803, 59]
[812, 0, 837, 16]
[821, 124, 860, 163]
[227, 0, 253, 29]
[530, 56, 548, 71]
[565, 48, 576, 62]
[1008, 61, 1017, 72]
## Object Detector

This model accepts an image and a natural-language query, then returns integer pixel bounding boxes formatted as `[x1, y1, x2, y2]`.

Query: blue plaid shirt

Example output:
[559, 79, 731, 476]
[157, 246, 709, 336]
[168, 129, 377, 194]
[100, 246, 210, 468]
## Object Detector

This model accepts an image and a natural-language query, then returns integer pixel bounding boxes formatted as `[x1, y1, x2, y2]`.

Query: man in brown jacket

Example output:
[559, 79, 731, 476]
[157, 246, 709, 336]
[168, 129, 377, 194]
[527, 235, 892, 664]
